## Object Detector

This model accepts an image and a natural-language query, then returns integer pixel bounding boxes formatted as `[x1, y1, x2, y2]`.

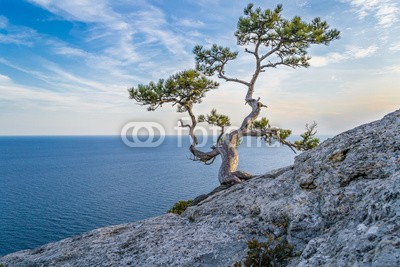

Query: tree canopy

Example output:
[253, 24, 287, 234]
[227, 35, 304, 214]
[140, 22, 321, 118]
[129, 69, 219, 111]
[194, 3, 340, 93]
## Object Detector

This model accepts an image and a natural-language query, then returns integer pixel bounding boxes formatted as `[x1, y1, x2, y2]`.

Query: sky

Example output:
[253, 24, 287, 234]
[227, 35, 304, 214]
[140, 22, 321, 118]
[0, 0, 399, 135]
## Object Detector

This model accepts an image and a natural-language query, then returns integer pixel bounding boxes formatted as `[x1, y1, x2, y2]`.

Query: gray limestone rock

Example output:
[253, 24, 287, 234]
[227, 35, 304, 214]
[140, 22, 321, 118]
[1, 109, 399, 267]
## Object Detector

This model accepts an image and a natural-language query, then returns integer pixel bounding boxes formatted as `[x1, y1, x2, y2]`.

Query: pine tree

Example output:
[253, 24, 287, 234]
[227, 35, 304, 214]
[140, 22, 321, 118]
[129, 3, 340, 184]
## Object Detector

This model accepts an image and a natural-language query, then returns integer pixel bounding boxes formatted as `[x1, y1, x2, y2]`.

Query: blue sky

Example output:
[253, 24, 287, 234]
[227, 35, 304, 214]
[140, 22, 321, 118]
[0, 0, 399, 135]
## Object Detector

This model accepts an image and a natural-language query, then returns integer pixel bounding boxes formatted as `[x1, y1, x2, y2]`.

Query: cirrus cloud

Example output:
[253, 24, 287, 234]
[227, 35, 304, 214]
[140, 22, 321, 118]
[310, 45, 378, 67]
[343, 0, 399, 28]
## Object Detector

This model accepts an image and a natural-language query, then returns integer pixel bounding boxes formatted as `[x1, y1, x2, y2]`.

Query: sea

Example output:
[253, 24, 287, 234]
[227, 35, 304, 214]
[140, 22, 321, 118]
[0, 135, 329, 256]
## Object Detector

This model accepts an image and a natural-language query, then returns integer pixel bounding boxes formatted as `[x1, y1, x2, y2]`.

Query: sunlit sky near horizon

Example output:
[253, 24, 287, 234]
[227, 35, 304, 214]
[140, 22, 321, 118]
[0, 0, 399, 135]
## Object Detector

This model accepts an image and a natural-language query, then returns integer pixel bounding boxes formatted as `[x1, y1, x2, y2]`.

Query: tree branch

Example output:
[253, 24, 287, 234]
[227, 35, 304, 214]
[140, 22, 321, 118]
[216, 126, 225, 145]
[259, 42, 283, 62]
[189, 145, 220, 164]
[178, 119, 191, 128]
[244, 48, 257, 56]
[181, 105, 221, 164]
[218, 72, 250, 87]
[244, 128, 297, 153]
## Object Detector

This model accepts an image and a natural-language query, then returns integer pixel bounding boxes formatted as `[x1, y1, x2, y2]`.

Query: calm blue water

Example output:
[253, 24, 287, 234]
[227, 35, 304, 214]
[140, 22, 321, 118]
[0, 136, 302, 256]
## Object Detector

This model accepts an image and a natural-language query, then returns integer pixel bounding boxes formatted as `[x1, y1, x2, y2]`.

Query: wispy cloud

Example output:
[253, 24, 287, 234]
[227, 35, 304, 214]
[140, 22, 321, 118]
[194, 0, 221, 8]
[389, 41, 400, 51]
[28, 0, 118, 23]
[347, 44, 379, 58]
[28, 0, 140, 63]
[0, 74, 11, 82]
[0, 16, 7, 28]
[0, 57, 124, 98]
[0, 61, 131, 113]
[0, 74, 91, 110]
[52, 45, 88, 57]
[28, 0, 190, 61]
[0, 33, 34, 46]
[344, 0, 399, 28]
[0, 17, 39, 46]
[310, 45, 378, 67]
[384, 65, 400, 73]
[0, 58, 52, 82]
[132, 6, 187, 56]
[173, 18, 205, 28]
[1, 1, 190, 88]
[295, 0, 309, 7]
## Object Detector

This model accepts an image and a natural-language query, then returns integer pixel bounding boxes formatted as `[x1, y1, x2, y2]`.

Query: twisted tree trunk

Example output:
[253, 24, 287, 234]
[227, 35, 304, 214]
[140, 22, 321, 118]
[217, 98, 262, 184]
[218, 134, 240, 183]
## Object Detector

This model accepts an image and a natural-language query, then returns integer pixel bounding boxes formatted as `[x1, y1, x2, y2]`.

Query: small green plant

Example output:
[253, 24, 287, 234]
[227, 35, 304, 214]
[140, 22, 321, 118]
[167, 199, 193, 215]
[294, 122, 319, 150]
[235, 233, 294, 267]
[272, 214, 290, 230]
[0, 264, 6, 267]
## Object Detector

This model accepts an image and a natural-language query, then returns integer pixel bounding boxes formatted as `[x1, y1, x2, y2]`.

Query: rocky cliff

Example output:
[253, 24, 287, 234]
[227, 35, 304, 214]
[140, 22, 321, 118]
[1, 110, 399, 267]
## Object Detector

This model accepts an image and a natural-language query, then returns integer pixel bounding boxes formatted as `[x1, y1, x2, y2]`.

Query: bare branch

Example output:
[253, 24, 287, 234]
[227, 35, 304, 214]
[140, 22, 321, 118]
[280, 139, 298, 153]
[244, 48, 257, 56]
[204, 156, 217, 165]
[178, 119, 191, 128]
[306, 121, 318, 135]
[189, 145, 220, 163]
[218, 73, 250, 86]
[186, 154, 217, 165]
